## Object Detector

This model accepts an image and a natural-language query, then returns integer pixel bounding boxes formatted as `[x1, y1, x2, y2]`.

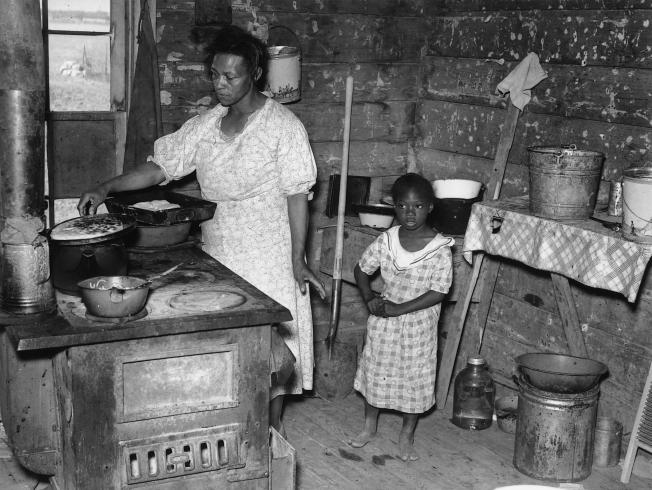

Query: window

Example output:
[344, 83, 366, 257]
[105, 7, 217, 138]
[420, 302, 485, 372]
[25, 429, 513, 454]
[43, 0, 126, 112]
[42, 0, 141, 223]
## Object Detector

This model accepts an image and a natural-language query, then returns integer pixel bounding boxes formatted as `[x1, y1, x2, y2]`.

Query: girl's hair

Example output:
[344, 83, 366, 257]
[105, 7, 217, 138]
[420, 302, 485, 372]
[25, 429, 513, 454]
[391, 173, 435, 204]
[193, 25, 269, 90]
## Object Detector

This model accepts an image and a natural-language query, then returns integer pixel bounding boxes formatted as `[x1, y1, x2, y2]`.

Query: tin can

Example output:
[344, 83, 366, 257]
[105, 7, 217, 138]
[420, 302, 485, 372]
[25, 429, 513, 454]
[607, 180, 623, 217]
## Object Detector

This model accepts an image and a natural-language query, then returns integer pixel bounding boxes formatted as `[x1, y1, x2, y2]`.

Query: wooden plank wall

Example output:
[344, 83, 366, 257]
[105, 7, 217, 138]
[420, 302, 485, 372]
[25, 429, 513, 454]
[416, 0, 652, 431]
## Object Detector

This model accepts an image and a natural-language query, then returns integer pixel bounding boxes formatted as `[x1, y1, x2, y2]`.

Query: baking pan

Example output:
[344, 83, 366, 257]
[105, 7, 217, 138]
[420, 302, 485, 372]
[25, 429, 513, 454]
[105, 188, 217, 225]
[325, 174, 371, 218]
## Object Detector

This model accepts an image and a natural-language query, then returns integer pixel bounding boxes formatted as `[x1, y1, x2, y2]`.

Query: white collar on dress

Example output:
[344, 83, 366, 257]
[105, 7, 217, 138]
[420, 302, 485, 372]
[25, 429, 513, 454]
[386, 226, 454, 271]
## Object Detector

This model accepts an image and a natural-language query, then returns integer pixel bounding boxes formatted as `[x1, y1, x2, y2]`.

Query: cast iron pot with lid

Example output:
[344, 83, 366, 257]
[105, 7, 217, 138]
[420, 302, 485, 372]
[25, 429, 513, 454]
[48, 214, 136, 295]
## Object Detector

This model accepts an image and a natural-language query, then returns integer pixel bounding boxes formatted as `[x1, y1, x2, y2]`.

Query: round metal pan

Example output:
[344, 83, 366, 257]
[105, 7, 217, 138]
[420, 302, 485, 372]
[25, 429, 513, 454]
[48, 214, 137, 246]
[515, 352, 608, 394]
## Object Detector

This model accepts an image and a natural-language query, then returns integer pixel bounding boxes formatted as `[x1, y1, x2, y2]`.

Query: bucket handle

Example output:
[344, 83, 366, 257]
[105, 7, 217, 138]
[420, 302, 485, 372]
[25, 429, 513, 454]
[553, 144, 578, 164]
[268, 25, 301, 52]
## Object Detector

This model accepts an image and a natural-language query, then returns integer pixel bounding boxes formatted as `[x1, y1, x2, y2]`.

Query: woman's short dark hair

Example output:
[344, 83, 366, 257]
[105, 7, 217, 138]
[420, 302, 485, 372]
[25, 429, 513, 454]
[193, 25, 268, 90]
[391, 173, 435, 204]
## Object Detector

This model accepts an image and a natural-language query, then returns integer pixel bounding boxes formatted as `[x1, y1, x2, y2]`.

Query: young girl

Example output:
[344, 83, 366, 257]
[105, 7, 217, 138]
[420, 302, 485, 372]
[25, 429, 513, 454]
[349, 173, 454, 462]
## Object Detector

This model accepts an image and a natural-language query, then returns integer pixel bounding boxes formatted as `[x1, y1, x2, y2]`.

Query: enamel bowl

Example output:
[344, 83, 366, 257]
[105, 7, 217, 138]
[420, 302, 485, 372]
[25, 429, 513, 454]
[354, 204, 395, 229]
[432, 179, 483, 199]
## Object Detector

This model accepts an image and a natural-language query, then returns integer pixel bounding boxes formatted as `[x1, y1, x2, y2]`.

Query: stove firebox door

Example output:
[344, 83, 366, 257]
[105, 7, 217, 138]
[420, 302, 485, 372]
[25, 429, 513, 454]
[53, 326, 271, 489]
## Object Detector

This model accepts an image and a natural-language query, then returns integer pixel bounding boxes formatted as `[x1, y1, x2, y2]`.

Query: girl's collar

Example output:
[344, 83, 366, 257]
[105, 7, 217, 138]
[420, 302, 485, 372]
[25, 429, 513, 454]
[386, 226, 454, 271]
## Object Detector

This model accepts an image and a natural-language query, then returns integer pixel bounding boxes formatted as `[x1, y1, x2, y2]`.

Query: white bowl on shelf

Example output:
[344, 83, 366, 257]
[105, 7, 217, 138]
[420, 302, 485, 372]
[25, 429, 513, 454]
[355, 204, 395, 229]
[432, 179, 483, 199]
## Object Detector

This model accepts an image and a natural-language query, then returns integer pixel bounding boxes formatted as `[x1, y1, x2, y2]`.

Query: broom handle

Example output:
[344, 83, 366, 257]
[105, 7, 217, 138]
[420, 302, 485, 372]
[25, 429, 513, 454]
[333, 76, 354, 282]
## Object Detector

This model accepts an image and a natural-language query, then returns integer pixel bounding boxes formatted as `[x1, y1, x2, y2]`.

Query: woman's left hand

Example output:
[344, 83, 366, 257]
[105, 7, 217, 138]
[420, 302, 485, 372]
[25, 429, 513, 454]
[293, 258, 326, 299]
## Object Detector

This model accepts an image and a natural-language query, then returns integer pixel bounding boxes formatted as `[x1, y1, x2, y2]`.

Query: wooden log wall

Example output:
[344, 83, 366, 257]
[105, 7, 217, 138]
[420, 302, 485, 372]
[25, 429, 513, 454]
[417, 0, 652, 431]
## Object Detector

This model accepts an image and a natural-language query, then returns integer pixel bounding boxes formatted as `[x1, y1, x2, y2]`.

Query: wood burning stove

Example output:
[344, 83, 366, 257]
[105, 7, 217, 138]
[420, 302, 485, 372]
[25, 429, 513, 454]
[0, 247, 291, 489]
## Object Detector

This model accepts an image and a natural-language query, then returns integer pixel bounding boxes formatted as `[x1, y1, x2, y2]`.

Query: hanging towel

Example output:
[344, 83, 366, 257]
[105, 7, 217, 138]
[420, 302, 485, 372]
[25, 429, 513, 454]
[123, 0, 163, 172]
[496, 52, 548, 110]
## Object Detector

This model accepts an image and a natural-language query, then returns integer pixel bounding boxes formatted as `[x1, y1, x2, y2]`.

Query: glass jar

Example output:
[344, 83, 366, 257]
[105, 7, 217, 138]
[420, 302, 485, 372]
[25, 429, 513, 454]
[451, 356, 495, 430]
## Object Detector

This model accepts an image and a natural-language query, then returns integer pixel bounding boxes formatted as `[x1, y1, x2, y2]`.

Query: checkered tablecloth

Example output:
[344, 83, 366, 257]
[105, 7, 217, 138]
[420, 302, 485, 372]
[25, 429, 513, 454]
[463, 197, 652, 302]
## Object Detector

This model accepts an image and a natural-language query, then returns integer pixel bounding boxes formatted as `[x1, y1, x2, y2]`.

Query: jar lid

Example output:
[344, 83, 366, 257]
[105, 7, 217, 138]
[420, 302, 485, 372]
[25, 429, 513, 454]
[468, 356, 486, 366]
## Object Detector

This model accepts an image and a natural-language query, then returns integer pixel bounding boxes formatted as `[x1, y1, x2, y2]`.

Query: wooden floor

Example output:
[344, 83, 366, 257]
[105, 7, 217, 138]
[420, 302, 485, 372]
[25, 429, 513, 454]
[283, 393, 651, 490]
[1, 393, 651, 489]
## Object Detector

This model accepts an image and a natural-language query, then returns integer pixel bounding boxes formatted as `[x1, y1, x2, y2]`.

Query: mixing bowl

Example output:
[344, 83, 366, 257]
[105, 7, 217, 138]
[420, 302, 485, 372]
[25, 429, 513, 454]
[77, 276, 150, 318]
[353, 204, 395, 229]
[515, 353, 608, 393]
[432, 179, 483, 199]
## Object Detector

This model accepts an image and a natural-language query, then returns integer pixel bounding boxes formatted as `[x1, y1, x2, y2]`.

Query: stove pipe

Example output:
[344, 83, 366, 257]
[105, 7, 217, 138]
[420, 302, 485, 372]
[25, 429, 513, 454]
[0, 0, 54, 314]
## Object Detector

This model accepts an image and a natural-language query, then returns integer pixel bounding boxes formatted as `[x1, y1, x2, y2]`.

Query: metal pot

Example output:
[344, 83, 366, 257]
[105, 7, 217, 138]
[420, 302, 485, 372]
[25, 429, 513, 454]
[51, 239, 128, 295]
[429, 195, 482, 235]
[515, 353, 608, 394]
[77, 276, 149, 318]
[495, 394, 518, 434]
[130, 222, 192, 248]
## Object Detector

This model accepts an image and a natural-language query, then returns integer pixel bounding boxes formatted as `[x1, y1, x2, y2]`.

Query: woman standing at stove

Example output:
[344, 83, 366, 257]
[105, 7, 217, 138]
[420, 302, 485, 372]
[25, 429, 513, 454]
[77, 25, 325, 434]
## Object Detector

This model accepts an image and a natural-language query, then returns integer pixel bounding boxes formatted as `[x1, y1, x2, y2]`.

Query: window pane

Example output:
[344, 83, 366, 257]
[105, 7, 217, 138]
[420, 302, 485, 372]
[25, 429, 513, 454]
[48, 34, 110, 111]
[48, 0, 110, 32]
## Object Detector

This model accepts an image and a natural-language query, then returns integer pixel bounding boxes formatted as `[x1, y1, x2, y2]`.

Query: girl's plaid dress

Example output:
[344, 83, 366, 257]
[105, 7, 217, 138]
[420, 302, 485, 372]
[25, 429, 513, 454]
[354, 226, 454, 413]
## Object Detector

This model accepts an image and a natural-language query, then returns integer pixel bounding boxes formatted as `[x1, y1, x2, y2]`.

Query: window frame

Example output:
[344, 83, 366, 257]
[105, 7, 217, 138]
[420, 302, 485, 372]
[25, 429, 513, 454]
[42, 0, 128, 113]
[42, 0, 150, 224]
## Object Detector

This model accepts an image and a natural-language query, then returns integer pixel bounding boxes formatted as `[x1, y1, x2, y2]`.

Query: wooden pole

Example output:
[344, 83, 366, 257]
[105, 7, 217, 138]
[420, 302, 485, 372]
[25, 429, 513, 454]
[551, 273, 588, 357]
[326, 75, 354, 358]
[436, 103, 521, 408]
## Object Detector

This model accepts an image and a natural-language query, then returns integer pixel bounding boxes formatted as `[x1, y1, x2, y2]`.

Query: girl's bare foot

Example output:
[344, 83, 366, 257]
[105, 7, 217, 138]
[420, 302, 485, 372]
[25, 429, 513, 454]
[347, 430, 376, 448]
[398, 432, 419, 461]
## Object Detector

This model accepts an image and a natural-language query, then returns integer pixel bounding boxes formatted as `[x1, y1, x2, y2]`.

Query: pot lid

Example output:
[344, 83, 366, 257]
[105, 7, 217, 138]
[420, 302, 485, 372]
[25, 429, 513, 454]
[49, 213, 136, 245]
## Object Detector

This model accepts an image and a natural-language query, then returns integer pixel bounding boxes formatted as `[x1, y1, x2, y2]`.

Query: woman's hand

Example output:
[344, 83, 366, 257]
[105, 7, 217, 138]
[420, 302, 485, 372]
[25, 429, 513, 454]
[77, 185, 109, 216]
[292, 258, 326, 299]
[76, 162, 167, 216]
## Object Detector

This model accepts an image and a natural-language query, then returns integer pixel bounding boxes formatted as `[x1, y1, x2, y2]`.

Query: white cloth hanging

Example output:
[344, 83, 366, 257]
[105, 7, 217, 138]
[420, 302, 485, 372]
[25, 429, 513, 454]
[496, 52, 548, 110]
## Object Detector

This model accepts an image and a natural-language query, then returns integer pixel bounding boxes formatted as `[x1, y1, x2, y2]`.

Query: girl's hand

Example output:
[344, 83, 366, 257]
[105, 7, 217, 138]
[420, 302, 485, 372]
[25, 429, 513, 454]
[292, 258, 326, 299]
[382, 300, 402, 317]
[366, 296, 386, 317]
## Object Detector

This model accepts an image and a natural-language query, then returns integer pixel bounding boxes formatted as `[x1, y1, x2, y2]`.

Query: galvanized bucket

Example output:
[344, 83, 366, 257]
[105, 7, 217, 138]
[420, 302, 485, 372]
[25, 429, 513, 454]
[528, 145, 605, 220]
[1, 235, 56, 314]
[593, 416, 622, 467]
[514, 375, 598, 482]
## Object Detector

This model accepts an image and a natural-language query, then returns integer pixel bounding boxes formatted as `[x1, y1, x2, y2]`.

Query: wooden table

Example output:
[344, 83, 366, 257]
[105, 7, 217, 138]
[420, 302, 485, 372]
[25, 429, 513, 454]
[436, 197, 652, 406]
[0, 247, 291, 489]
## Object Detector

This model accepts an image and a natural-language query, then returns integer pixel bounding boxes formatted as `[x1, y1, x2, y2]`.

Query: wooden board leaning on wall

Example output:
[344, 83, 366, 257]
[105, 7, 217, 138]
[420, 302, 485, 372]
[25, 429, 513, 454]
[416, 99, 650, 180]
[157, 8, 432, 63]
[421, 56, 652, 129]
[427, 9, 652, 68]
[443, 0, 652, 10]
